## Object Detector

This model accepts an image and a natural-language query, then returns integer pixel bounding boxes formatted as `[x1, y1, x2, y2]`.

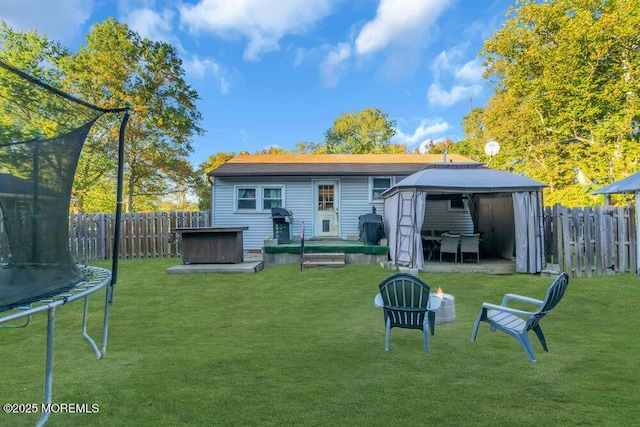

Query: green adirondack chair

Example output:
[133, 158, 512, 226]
[471, 272, 569, 363]
[377, 272, 440, 354]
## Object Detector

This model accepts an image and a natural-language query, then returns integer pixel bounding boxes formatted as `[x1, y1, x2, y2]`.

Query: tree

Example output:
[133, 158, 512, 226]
[324, 108, 404, 153]
[194, 152, 236, 211]
[293, 141, 326, 154]
[0, 23, 114, 214]
[452, 107, 487, 161]
[257, 146, 286, 154]
[421, 139, 455, 155]
[0, 23, 74, 142]
[480, 0, 640, 206]
[61, 18, 204, 212]
[1, 19, 204, 212]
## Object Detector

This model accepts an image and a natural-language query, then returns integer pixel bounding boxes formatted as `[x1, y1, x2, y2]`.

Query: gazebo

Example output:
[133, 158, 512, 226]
[380, 162, 547, 273]
[592, 171, 640, 275]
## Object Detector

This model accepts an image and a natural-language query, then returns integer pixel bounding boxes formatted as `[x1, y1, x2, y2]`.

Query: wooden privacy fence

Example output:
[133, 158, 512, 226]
[69, 211, 209, 263]
[543, 204, 637, 277]
[53, 206, 639, 275]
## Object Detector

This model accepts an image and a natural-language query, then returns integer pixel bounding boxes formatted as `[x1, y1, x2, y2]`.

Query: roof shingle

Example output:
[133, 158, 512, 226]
[209, 153, 474, 177]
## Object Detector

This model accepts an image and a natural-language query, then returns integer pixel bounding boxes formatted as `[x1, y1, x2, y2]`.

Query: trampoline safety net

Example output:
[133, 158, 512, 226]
[0, 59, 119, 311]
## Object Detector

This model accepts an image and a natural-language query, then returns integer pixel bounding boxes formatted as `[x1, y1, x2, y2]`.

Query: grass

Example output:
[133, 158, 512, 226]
[1, 259, 639, 426]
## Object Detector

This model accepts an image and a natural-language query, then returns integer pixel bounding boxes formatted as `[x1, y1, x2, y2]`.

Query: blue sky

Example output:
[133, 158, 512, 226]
[1, 0, 515, 166]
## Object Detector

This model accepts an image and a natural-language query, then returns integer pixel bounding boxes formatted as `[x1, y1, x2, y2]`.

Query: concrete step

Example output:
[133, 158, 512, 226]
[302, 260, 346, 268]
[541, 270, 560, 278]
[304, 252, 346, 260]
[302, 252, 345, 268]
[541, 263, 561, 278]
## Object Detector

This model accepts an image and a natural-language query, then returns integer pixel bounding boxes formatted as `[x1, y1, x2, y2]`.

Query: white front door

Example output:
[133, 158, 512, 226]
[313, 181, 339, 238]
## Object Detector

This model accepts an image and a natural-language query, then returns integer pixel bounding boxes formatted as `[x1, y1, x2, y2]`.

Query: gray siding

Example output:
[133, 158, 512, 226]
[338, 177, 375, 238]
[210, 178, 271, 250]
[212, 177, 314, 250]
[282, 178, 313, 239]
[211, 175, 400, 250]
[422, 200, 474, 234]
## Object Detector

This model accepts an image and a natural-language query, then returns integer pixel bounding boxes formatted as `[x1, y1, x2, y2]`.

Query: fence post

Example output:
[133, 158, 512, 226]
[571, 207, 583, 277]
[584, 206, 594, 277]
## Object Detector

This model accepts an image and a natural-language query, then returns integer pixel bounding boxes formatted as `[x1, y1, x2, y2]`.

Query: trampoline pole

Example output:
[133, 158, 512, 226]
[82, 295, 102, 358]
[100, 296, 112, 358]
[109, 105, 130, 304]
[102, 105, 130, 357]
[37, 306, 55, 427]
[32, 139, 41, 263]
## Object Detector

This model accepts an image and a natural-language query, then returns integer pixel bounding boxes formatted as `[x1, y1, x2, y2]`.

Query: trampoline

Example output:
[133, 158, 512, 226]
[0, 58, 129, 425]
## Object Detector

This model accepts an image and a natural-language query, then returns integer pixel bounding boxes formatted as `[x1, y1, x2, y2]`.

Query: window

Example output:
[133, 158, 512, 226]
[317, 185, 334, 210]
[371, 177, 392, 200]
[448, 197, 466, 211]
[235, 185, 285, 212]
[263, 187, 282, 210]
[237, 187, 256, 210]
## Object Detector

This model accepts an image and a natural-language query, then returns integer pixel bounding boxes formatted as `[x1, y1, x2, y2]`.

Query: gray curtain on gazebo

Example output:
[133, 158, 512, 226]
[512, 191, 544, 273]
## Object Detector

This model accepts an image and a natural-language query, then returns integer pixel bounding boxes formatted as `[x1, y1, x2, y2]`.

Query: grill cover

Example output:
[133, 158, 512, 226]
[359, 209, 384, 245]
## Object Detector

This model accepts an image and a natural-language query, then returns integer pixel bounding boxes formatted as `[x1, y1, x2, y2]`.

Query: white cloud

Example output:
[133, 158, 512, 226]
[0, 0, 93, 42]
[179, 0, 335, 61]
[319, 43, 351, 87]
[183, 55, 232, 94]
[125, 7, 175, 44]
[431, 48, 463, 80]
[355, 0, 451, 56]
[428, 47, 485, 107]
[427, 83, 483, 107]
[394, 118, 451, 148]
[455, 58, 484, 83]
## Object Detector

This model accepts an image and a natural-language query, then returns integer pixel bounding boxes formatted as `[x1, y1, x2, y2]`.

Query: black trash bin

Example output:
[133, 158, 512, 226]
[359, 206, 385, 245]
[271, 207, 293, 244]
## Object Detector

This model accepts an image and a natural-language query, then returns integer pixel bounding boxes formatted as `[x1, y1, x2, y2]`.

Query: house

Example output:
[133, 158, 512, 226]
[208, 153, 473, 250]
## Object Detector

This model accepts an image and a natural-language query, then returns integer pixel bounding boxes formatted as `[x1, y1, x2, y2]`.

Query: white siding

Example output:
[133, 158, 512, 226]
[282, 178, 313, 239]
[339, 177, 374, 238]
[212, 175, 401, 249]
[212, 177, 315, 250]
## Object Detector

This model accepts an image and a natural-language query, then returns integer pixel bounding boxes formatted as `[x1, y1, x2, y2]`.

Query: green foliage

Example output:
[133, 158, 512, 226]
[64, 18, 204, 212]
[324, 107, 404, 153]
[544, 185, 605, 207]
[195, 151, 236, 211]
[0, 19, 204, 213]
[452, 107, 488, 162]
[422, 138, 455, 155]
[476, 0, 640, 206]
[0, 24, 85, 144]
[293, 140, 326, 153]
[1, 260, 639, 425]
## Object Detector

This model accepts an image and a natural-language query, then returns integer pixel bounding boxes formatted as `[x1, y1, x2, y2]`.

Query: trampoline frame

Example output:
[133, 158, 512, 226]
[0, 265, 112, 426]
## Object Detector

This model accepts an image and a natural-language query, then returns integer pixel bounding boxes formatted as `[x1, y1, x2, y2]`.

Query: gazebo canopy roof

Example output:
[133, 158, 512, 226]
[381, 162, 546, 197]
[592, 170, 640, 195]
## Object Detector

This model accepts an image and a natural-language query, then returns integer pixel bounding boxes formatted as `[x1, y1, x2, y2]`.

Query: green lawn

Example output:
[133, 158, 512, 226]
[1, 259, 639, 426]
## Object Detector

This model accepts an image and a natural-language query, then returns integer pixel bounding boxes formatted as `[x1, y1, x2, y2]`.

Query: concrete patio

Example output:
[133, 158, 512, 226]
[165, 246, 518, 275]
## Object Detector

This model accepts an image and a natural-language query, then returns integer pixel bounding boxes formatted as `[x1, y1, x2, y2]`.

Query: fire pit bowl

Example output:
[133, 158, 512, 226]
[434, 292, 456, 324]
